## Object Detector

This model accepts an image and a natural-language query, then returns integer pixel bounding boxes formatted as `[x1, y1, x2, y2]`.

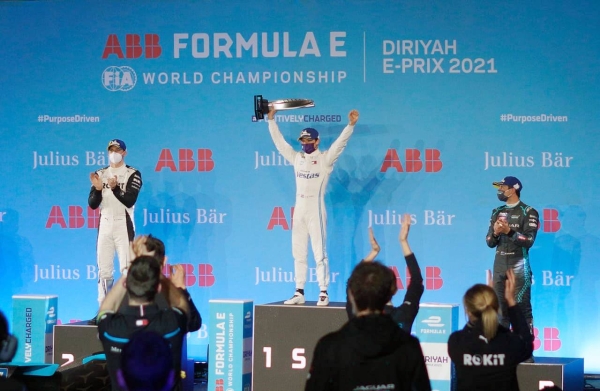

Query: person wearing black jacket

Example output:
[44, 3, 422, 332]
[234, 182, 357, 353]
[305, 253, 431, 391]
[346, 214, 424, 333]
[0, 311, 28, 391]
[97, 256, 189, 391]
[448, 269, 533, 391]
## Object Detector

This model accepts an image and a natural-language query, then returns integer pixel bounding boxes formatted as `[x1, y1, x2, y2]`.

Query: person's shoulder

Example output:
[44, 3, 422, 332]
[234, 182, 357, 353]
[125, 165, 141, 173]
[96, 311, 119, 332]
[316, 327, 345, 347]
[164, 306, 188, 325]
[96, 166, 110, 174]
[448, 328, 463, 339]
[520, 202, 537, 214]
[401, 332, 422, 345]
[492, 205, 505, 213]
[168, 306, 186, 316]
[448, 328, 470, 345]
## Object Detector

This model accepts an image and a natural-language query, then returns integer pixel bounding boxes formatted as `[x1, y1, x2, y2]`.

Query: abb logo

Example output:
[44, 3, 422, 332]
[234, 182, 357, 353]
[390, 266, 443, 291]
[542, 209, 561, 233]
[167, 264, 215, 287]
[267, 207, 295, 230]
[155, 149, 215, 172]
[46, 206, 99, 229]
[102, 34, 162, 59]
[533, 327, 561, 351]
[215, 379, 224, 391]
[380, 149, 443, 173]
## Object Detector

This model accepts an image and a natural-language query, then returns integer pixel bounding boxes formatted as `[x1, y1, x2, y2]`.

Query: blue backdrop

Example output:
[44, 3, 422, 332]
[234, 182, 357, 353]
[1, 0, 599, 372]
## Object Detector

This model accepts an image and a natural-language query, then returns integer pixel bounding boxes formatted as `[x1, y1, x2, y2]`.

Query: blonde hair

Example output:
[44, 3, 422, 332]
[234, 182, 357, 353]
[463, 284, 499, 340]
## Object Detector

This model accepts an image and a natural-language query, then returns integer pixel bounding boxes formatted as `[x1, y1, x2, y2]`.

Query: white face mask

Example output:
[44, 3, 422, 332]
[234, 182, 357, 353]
[109, 152, 123, 164]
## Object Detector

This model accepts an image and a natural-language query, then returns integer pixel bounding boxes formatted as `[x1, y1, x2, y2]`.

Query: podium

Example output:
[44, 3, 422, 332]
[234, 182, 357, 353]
[208, 299, 253, 391]
[52, 322, 195, 391]
[414, 303, 459, 391]
[11, 294, 58, 364]
[517, 357, 584, 391]
[252, 301, 348, 391]
[53, 322, 103, 370]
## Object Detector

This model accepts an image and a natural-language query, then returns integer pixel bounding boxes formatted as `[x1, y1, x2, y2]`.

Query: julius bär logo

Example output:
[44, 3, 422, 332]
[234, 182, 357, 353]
[380, 148, 442, 173]
[102, 66, 137, 91]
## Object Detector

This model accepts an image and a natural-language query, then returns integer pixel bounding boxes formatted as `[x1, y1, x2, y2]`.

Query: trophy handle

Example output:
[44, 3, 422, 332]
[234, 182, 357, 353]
[254, 95, 270, 120]
[254, 95, 315, 119]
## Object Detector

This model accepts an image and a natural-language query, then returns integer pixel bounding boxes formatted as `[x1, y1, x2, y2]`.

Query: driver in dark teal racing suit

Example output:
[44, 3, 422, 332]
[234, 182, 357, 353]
[486, 176, 539, 333]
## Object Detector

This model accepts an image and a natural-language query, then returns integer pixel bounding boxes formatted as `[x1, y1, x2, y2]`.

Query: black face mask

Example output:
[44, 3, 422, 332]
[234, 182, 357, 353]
[497, 189, 509, 202]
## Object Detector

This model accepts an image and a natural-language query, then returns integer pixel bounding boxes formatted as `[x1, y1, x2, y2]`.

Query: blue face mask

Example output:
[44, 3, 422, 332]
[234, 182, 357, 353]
[302, 143, 316, 154]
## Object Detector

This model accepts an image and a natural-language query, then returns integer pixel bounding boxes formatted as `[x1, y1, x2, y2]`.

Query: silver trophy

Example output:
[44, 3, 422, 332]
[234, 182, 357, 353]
[254, 95, 315, 120]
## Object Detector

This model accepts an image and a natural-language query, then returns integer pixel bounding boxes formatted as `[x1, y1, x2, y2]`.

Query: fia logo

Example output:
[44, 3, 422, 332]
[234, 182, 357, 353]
[102, 66, 137, 92]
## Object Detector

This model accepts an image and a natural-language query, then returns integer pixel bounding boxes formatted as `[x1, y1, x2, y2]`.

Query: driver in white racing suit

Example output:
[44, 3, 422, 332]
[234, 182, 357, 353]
[88, 139, 142, 306]
[267, 108, 359, 306]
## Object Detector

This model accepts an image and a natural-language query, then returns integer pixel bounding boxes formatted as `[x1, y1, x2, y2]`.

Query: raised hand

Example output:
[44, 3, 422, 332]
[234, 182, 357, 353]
[348, 109, 359, 125]
[363, 227, 381, 262]
[399, 213, 411, 242]
[169, 264, 186, 289]
[399, 214, 413, 256]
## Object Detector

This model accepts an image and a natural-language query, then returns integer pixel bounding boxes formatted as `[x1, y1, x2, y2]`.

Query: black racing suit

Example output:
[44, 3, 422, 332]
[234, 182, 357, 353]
[346, 253, 424, 333]
[448, 305, 534, 391]
[485, 201, 539, 328]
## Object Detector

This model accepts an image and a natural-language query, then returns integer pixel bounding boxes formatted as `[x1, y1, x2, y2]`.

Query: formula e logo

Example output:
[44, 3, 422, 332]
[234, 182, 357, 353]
[102, 66, 137, 92]
[421, 316, 444, 328]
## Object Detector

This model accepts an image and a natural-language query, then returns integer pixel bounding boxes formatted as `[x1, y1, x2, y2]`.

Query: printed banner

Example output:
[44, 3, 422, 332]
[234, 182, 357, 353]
[0, 0, 599, 372]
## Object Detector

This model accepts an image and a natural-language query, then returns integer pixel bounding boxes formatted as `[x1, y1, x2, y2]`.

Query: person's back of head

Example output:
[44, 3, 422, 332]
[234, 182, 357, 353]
[463, 284, 499, 340]
[0, 310, 18, 363]
[348, 261, 397, 313]
[131, 235, 166, 264]
[1, 310, 26, 390]
[0, 311, 9, 344]
[117, 330, 175, 391]
[126, 256, 162, 302]
[143, 235, 166, 263]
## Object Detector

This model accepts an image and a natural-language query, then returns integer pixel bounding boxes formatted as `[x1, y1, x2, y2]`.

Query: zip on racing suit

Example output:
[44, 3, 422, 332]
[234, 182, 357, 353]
[88, 164, 142, 305]
[485, 200, 539, 329]
[267, 119, 355, 291]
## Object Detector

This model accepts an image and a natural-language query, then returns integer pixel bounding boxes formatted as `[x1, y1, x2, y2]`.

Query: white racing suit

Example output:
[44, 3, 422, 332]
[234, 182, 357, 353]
[268, 119, 354, 291]
[88, 164, 142, 305]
